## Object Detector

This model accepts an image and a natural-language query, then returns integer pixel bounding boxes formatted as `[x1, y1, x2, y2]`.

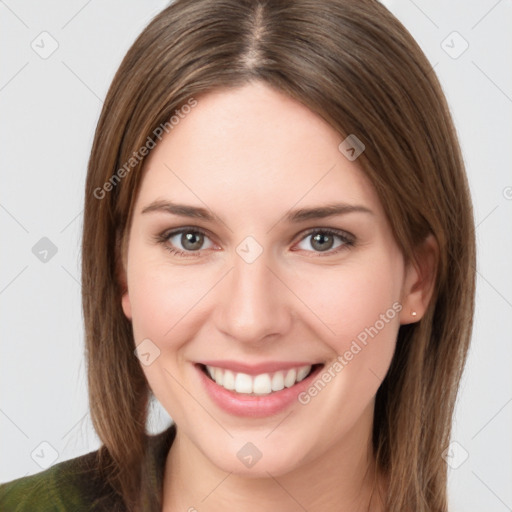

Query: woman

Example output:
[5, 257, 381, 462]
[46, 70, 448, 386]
[0, 0, 475, 510]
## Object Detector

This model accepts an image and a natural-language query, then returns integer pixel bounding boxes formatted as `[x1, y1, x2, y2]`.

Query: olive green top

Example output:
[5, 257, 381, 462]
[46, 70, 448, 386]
[0, 424, 176, 511]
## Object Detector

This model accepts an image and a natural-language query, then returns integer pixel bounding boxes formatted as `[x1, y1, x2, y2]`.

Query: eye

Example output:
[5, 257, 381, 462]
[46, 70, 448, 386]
[156, 227, 354, 257]
[294, 229, 354, 254]
[157, 227, 216, 256]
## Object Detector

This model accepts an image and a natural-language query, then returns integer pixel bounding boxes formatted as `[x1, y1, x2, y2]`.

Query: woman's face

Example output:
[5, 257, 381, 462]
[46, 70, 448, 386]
[121, 82, 418, 476]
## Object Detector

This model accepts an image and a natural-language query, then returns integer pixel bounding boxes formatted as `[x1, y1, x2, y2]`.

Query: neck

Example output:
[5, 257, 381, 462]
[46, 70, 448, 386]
[162, 407, 384, 512]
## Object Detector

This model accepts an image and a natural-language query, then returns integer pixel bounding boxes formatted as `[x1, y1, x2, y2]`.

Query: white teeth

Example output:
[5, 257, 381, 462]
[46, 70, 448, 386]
[284, 368, 297, 388]
[204, 364, 312, 395]
[253, 373, 272, 395]
[296, 366, 310, 382]
[271, 372, 285, 392]
[223, 370, 235, 391]
[235, 373, 253, 394]
[214, 367, 224, 386]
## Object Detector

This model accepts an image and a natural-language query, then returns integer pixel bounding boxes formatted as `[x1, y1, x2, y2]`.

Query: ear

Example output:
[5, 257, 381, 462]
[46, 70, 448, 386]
[399, 233, 439, 325]
[117, 232, 132, 321]
[121, 290, 132, 320]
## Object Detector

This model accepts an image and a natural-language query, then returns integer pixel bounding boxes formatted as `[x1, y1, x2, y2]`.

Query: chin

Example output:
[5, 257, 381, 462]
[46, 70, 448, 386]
[198, 433, 313, 478]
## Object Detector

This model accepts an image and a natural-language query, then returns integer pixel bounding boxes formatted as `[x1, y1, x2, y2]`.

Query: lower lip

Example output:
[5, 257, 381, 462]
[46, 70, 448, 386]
[196, 364, 323, 418]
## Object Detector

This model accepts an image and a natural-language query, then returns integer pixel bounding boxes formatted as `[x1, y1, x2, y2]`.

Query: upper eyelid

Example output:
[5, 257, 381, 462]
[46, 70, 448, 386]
[294, 227, 354, 241]
[162, 225, 215, 240]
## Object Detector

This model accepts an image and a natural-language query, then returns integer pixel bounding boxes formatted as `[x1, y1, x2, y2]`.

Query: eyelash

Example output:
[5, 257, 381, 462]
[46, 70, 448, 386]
[155, 226, 356, 259]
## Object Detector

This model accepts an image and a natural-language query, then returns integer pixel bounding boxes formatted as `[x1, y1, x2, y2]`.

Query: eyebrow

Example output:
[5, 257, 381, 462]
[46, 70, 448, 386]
[284, 203, 374, 222]
[141, 200, 373, 223]
[142, 200, 215, 220]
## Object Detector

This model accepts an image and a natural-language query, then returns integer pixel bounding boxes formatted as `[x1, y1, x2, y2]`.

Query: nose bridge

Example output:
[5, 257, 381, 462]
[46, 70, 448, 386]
[214, 247, 291, 343]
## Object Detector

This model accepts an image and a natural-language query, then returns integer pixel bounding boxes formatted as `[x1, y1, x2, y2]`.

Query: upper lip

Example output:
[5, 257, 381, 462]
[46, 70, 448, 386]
[197, 360, 321, 375]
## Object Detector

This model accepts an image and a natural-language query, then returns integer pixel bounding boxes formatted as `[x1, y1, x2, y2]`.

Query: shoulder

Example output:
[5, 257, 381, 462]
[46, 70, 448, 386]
[0, 424, 177, 512]
[0, 449, 121, 512]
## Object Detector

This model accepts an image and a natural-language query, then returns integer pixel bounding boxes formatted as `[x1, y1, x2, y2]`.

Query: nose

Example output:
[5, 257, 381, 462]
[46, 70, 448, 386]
[214, 251, 293, 345]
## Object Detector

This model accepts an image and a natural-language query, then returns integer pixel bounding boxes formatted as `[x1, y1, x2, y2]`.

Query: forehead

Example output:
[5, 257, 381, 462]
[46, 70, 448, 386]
[137, 82, 382, 222]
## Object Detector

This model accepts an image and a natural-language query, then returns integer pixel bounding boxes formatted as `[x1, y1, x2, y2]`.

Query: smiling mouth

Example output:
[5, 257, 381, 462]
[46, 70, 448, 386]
[198, 363, 322, 396]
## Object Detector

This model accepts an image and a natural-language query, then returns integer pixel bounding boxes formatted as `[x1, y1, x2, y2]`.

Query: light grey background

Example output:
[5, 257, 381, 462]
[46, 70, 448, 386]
[1, 1, 511, 510]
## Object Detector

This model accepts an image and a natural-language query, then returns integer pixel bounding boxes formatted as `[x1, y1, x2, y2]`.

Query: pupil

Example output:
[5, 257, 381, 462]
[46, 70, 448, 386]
[311, 233, 333, 251]
[182, 232, 203, 250]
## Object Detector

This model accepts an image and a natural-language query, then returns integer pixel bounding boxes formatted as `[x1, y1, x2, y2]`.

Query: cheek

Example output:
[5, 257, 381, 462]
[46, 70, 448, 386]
[125, 257, 219, 415]
[290, 254, 403, 362]
[126, 255, 215, 344]
[285, 256, 402, 443]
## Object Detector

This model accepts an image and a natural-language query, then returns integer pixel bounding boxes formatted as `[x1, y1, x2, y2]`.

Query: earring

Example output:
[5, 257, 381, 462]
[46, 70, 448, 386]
[411, 311, 417, 317]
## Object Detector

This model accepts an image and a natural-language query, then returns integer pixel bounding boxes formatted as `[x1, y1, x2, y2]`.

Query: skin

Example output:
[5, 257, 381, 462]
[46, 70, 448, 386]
[120, 82, 437, 511]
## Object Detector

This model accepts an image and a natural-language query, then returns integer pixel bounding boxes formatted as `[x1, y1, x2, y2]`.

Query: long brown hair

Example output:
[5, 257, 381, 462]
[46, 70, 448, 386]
[82, 0, 476, 510]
